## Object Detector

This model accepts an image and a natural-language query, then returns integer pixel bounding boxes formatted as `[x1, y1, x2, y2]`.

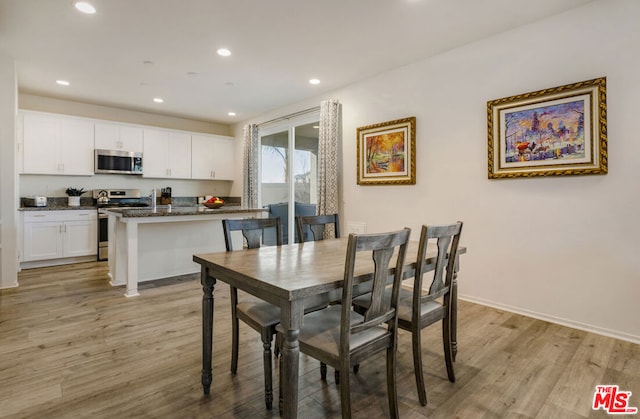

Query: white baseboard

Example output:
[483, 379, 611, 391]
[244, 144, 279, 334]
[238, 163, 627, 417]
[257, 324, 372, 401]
[20, 255, 97, 270]
[459, 294, 640, 345]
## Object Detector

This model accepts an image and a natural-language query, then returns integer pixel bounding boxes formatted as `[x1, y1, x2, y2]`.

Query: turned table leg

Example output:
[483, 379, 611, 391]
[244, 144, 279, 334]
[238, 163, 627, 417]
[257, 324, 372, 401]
[201, 266, 216, 394]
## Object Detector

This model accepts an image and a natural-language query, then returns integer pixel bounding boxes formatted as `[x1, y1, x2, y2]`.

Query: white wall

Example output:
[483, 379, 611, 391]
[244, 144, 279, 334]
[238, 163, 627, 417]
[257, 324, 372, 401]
[20, 94, 231, 135]
[0, 55, 18, 288]
[232, 0, 640, 342]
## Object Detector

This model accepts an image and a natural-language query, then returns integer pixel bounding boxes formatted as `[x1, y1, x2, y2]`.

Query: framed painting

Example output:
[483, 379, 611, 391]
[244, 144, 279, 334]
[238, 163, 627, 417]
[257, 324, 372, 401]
[357, 116, 416, 185]
[487, 77, 607, 179]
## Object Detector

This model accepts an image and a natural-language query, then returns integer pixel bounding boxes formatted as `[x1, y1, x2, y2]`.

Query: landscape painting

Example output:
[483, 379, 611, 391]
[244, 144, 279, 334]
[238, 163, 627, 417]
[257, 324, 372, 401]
[488, 78, 607, 178]
[357, 117, 416, 185]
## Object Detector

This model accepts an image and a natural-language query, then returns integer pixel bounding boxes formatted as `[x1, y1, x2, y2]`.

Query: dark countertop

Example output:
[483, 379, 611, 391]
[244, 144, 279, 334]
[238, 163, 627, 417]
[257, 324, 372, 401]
[19, 205, 97, 211]
[105, 205, 267, 218]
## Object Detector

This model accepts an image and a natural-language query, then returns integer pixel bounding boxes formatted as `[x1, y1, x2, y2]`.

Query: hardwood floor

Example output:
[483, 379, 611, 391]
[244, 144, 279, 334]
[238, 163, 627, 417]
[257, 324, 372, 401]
[1, 262, 637, 418]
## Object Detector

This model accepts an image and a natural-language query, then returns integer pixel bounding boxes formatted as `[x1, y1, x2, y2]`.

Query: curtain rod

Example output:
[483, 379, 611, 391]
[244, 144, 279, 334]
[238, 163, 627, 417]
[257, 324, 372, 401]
[257, 106, 320, 127]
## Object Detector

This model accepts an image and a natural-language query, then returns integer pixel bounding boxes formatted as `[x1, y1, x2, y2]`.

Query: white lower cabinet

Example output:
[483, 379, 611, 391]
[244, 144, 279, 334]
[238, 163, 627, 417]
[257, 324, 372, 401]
[22, 210, 97, 262]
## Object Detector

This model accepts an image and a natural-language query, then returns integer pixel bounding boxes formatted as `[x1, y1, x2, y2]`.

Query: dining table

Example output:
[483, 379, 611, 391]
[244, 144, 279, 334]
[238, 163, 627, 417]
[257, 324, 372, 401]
[193, 237, 466, 418]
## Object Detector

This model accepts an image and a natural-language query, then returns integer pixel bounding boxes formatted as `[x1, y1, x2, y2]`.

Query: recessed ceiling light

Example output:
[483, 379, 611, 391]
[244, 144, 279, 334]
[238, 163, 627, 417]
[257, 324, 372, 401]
[153, 98, 164, 103]
[227, 112, 236, 117]
[56, 80, 70, 86]
[309, 78, 320, 85]
[313, 125, 319, 129]
[217, 48, 231, 57]
[74, 1, 96, 14]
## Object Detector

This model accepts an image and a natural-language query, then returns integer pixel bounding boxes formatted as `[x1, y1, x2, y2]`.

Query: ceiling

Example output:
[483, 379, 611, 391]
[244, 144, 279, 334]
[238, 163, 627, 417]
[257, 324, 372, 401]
[0, 0, 595, 125]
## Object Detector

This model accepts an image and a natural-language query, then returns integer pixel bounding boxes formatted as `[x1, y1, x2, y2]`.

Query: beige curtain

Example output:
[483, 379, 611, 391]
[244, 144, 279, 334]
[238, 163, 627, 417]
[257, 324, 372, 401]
[317, 99, 341, 237]
[242, 124, 259, 209]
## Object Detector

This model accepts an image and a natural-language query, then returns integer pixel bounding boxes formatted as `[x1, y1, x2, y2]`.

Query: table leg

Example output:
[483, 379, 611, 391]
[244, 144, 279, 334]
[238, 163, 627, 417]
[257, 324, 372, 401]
[201, 266, 216, 395]
[451, 255, 460, 361]
[280, 300, 303, 419]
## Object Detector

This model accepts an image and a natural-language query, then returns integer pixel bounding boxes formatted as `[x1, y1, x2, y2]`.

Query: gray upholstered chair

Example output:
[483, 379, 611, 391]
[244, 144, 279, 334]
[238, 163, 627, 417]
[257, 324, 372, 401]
[222, 217, 282, 410]
[353, 222, 464, 406]
[279, 228, 411, 418]
[295, 213, 340, 242]
[263, 202, 317, 244]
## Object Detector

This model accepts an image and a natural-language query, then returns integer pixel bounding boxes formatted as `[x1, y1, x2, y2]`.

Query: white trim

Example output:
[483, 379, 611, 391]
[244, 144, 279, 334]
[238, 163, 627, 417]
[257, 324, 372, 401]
[459, 294, 640, 345]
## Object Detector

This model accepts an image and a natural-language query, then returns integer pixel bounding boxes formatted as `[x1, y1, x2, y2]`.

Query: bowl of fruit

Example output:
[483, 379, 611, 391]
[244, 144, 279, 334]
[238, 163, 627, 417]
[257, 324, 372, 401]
[203, 196, 224, 209]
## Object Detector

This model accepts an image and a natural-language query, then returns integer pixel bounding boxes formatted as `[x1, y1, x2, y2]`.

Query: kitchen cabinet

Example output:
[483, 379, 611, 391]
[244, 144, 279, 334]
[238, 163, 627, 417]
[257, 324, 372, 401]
[95, 122, 143, 152]
[21, 112, 94, 176]
[22, 210, 97, 262]
[191, 134, 235, 180]
[143, 129, 192, 179]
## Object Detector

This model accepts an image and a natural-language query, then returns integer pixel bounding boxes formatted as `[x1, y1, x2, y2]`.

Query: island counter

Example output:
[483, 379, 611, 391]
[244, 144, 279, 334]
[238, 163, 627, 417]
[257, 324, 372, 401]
[106, 206, 268, 297]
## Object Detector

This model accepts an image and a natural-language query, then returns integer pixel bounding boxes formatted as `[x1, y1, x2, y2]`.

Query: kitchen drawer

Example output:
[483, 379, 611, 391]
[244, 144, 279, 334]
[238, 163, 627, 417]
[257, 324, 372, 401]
[24, 210, 97, 223]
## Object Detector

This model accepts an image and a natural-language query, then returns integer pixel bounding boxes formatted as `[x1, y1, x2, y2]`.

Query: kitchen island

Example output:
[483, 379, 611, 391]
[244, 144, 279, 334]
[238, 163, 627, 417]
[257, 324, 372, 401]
[106, 206, 267, 297]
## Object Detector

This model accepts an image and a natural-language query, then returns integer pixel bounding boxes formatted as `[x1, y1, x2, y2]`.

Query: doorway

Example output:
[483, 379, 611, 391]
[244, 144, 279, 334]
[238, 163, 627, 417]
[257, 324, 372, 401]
[260, 114, 319, 244]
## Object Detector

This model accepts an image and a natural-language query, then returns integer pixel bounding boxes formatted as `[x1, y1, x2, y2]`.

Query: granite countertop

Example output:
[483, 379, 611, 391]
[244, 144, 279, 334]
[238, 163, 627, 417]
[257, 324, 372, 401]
[19, 205, 97, 211]
[106, 205, 267, 218]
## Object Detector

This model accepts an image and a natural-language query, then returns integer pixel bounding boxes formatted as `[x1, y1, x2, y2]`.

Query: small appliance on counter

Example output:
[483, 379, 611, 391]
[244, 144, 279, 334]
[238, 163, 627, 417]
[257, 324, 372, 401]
[23, 196, 47, 207]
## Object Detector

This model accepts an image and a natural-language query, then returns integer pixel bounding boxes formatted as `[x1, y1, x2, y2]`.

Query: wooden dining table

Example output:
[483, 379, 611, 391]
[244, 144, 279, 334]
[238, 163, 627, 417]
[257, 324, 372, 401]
[193, 237, 466, 419]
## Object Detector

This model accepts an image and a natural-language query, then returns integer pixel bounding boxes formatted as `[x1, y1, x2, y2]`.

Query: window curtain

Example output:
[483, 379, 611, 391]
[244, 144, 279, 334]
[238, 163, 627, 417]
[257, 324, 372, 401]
[242, 124, 260, 209]
[317, 99, 341, 238]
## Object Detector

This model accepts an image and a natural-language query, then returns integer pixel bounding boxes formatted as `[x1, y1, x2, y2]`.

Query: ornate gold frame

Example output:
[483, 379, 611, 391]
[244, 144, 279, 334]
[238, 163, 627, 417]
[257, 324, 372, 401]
[356, 117, 416, 185]
[487, 77, 607, 179]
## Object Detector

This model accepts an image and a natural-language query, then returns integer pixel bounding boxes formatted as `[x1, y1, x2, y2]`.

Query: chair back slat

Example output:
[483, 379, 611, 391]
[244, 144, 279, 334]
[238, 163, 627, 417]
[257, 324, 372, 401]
[222, 218, 282, 251]
[415, 222, 463, 315]
[365, 248, 397, 322]
[296, 213, 340, 242]
[342, 228, 411, 344]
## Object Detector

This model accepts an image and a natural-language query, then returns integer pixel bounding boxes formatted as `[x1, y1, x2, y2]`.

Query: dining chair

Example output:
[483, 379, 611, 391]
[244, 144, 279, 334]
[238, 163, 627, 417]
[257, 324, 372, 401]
[296, 213, 340, 242]
[279, 228, 411, 418]
[222, 217, 282, 410]
[353, 222, 463, 406]
[295, 213, 341, 383]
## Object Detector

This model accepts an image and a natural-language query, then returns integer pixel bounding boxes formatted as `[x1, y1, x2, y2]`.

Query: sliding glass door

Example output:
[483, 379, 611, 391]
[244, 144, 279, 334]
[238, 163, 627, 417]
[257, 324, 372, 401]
[260, 113, 319, 244]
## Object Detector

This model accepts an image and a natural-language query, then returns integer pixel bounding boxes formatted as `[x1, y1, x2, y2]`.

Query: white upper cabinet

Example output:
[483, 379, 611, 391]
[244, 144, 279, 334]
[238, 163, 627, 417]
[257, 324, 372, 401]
[191, 134, 235, 180]
[22, 112, 94, 176]
[143, 129, 192, 179]
[19, 110, 235, 181]
[95, 122, 143, 152]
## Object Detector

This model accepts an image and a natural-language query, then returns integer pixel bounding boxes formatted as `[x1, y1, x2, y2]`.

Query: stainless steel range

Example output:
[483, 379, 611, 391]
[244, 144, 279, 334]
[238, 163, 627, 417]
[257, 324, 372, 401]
[94, 189, 149, 261]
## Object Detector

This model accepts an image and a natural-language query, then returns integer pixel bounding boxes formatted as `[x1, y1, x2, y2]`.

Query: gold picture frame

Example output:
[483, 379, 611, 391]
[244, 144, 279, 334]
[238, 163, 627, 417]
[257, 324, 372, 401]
[357, 117, 416, 185]
[487, 77, 607, 179]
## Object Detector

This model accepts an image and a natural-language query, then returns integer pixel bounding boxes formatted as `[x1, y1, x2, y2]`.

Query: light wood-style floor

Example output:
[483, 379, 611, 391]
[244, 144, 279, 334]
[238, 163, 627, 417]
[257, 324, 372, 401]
[1, 262, 638, 418]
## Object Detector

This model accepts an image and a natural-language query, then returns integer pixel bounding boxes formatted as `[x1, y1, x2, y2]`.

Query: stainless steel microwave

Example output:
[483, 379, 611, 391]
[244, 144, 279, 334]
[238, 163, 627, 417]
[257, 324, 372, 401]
[95, 149, 143, 175]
